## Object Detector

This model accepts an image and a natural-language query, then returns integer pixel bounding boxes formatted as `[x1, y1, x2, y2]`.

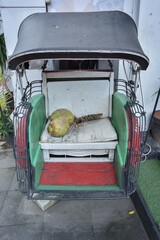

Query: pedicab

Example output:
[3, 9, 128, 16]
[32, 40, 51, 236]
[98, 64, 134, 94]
[8, 11, 149, 200]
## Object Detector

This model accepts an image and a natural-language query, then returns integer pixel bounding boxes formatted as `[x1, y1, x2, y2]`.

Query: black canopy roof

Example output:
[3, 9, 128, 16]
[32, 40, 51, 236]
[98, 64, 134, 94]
[8, 11, 149, 70]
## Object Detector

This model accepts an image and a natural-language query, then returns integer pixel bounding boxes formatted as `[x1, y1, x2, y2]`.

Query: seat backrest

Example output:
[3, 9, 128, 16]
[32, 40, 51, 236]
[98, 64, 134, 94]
[42, 70, 114, 119]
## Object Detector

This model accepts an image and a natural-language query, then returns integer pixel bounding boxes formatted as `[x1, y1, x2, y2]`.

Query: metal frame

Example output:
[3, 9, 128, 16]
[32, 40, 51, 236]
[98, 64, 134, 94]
[13, 77, 146, 200]
[22, 80, 42, 102]
[115, 79, 136, 101]
[125, 101, 146, 195]
[13, 80, 42, 194]
[13, 101, 32, 194]
[115, 79, 146, 195]
[28, 189, 126, 201]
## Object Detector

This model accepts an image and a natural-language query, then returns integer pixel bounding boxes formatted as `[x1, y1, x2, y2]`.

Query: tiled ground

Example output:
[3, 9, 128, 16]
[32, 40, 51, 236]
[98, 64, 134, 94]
[0, 150, 148, 240]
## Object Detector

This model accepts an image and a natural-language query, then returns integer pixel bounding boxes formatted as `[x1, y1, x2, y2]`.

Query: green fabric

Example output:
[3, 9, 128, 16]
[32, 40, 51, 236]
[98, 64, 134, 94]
[114, 146, 123, 188]
[138, 160, 160, 229]
[111, 92, 129, 187]
[34, 145, 44, 188]
[112, 92, 128, 166]
[29, 94, 46, 167]
[37, 185, 120, 191]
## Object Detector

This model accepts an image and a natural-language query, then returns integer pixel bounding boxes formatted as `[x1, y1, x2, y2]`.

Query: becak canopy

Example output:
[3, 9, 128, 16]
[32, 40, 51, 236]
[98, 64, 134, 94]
[8, 11, 149, 70]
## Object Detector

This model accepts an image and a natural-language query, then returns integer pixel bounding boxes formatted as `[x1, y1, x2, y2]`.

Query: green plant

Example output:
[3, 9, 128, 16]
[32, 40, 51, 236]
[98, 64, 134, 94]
[0, 33, 7, 73]
[0, 15, 14, 142]
[0, 76, 13, 112]
[0, 110, 13, 140]
[0, 15, 12, 103]
[0, 20, 13, 115]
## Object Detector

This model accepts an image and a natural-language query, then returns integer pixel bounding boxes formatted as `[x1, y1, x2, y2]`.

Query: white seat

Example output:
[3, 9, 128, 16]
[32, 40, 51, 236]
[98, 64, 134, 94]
[40, 117, 117, 144]
[39, 71, 118, 162]
[40, 117, 118, 163]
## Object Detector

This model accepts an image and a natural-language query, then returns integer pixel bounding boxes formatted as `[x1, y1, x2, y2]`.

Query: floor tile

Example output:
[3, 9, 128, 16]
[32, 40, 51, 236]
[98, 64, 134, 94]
[0, 151, 15, 169]
[0, 191, 44, 226]
[93, 214, 148, 240]
[0, 168, 15, 191]
[0, 223, 43, 240]
[9, 171, 18, 191]
[44, 200, 91, 231]
[0, 191, 7, 211]
[90, 199, 148, 240]
[90, 198, 135, 229]
[42, 229, 94, 240]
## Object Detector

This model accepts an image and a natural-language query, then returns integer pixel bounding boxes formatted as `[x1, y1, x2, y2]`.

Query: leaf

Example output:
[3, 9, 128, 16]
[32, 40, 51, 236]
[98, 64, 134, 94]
[0, 33, 7, 72]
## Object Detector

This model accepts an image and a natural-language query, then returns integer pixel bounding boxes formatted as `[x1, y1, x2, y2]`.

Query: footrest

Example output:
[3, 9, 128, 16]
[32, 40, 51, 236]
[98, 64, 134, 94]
[39, 162, 117, 186]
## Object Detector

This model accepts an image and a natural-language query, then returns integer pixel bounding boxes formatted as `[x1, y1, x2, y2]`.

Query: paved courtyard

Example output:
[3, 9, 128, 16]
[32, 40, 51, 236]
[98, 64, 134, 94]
[0, 150, 148, 240]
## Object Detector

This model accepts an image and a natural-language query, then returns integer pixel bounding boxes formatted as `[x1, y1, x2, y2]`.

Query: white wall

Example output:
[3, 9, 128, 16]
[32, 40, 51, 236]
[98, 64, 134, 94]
[0, 0, 46, 106]
[118, 0, 141, 94]
[47, 0, 124, 12]
[0, 0, 46, 56]
[138, 0, 160, 126]
[0, 10, 3, 34]
[119, 0, 160, 126]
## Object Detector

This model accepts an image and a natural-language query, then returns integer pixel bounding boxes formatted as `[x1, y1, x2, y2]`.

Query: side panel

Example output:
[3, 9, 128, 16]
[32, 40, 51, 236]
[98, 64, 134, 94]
[29, 94, 46, 167]
[34, 145, 44, 188]
[111, 92, 129, 187]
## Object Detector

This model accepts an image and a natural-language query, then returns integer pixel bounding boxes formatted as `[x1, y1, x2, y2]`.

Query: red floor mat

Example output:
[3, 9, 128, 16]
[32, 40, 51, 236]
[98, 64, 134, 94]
[39, 162, 117, 186]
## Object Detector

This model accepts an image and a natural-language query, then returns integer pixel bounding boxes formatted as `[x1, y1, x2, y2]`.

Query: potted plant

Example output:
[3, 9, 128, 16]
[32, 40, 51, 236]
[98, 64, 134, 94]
[150, 88, 160, 142]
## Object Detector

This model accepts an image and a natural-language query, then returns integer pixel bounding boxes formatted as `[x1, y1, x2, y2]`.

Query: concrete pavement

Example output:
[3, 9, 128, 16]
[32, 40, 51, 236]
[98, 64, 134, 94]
[0, 150, 148, 240]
